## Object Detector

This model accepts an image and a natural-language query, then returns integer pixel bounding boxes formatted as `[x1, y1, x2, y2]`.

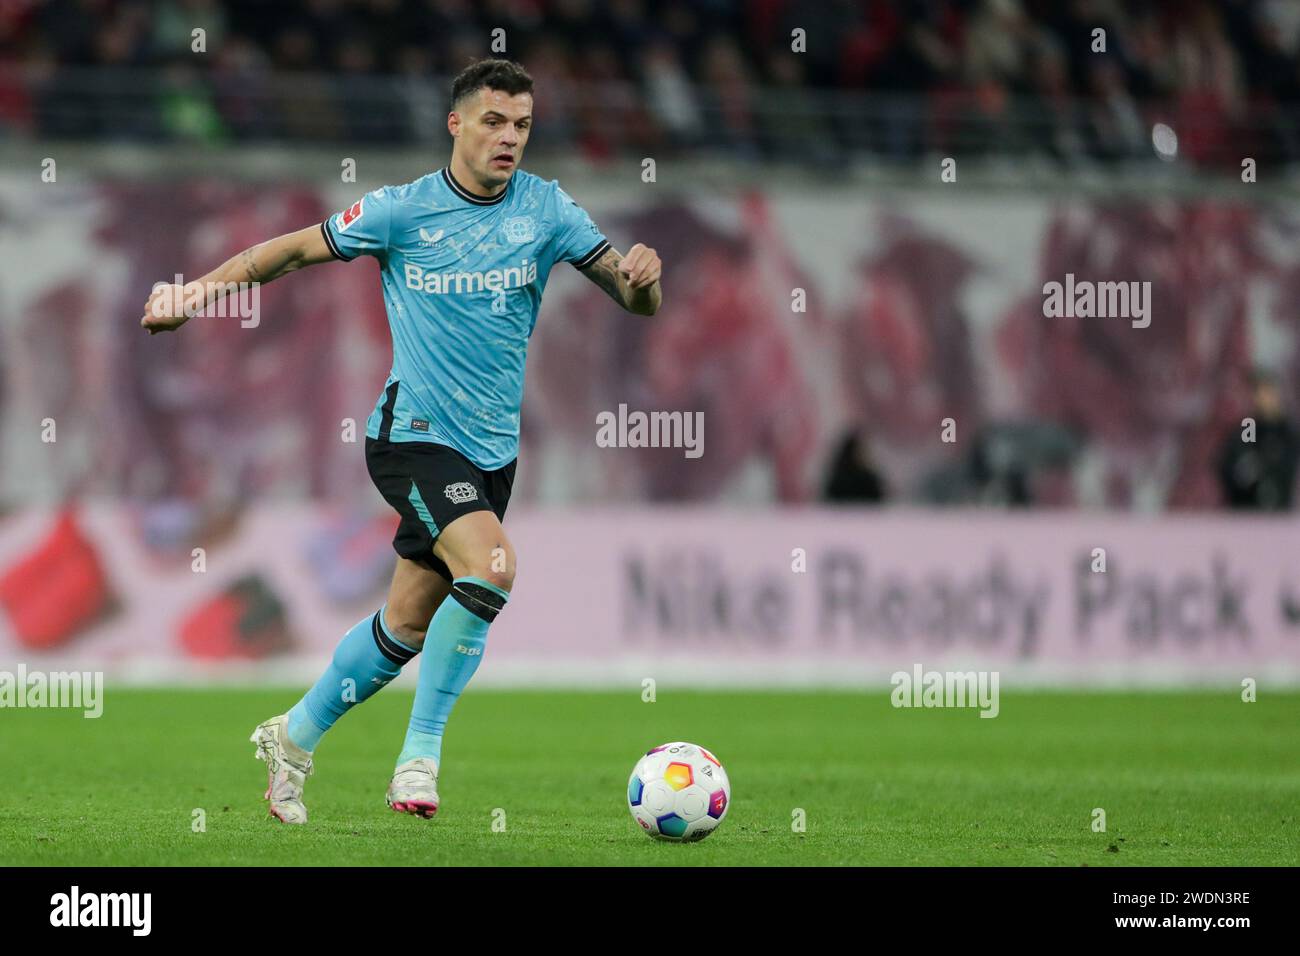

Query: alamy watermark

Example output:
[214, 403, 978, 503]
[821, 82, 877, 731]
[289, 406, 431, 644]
[890, 664, 1000, 718]
[1042, 273, 1151, 329]
[0, 665, 103, 718]
[595, 403, 703, 459]
[151, 274, 261, 328]
[50, 886, 150, 936]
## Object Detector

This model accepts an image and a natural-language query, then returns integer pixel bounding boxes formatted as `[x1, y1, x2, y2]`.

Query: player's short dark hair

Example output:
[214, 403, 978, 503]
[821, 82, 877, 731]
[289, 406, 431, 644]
[450, 59, 534, 111]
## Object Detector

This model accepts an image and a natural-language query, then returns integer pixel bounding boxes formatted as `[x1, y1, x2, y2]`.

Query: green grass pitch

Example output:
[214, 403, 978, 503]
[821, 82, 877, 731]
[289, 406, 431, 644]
[1, 688, 1297, 866]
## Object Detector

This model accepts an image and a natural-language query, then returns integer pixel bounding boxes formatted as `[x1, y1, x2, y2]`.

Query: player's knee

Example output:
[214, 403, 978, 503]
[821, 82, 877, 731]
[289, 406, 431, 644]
[474, 565, 514, 595]
[486, 546, 516, 591]
[465, 544, 516, 593]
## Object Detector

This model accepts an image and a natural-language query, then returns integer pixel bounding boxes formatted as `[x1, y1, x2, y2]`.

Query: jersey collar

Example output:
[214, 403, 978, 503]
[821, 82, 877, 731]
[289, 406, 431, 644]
[442, 166, 510, 206]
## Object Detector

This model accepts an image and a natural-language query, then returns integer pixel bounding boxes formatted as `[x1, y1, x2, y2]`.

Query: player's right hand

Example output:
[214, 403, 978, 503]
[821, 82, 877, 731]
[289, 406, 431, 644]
[141, 283, 197, 335]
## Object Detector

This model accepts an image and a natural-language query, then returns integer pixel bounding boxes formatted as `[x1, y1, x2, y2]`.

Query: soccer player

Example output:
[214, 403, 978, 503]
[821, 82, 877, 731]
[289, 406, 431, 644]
[140, 59, 662, 824]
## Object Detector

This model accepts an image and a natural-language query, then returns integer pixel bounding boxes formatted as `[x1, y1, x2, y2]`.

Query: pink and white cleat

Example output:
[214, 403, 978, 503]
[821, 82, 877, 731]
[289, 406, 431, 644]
[386, 758, 440, 819]
[250, 714, 313, 825]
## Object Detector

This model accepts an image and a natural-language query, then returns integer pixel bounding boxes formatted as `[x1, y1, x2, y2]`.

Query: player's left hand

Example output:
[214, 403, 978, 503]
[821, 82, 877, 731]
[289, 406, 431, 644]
[618, 243, 661, 290]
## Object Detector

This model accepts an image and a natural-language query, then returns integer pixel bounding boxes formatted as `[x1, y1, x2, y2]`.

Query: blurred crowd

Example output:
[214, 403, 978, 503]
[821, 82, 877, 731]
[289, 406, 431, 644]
[1, 0, 1299, 164]
[823, 373, 1300, 511]
[1, 173, 1297, 512]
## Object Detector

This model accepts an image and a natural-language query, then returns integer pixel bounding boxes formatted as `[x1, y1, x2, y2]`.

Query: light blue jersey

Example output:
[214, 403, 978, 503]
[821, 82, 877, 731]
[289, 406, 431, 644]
[322, 167, 609, 469]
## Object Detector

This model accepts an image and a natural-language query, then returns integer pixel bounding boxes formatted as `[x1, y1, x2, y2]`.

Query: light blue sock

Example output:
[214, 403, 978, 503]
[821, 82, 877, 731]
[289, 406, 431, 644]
[397, 577, 509, 766]
[287, 604, 419, 752]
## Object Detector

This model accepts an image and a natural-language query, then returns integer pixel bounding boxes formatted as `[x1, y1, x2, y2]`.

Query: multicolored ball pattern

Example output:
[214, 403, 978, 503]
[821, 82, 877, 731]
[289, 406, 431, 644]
[627, 741, 730, 841]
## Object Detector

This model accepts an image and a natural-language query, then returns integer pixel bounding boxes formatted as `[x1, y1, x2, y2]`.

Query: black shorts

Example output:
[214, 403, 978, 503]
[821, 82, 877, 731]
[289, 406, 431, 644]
[365, 436, 516, 581]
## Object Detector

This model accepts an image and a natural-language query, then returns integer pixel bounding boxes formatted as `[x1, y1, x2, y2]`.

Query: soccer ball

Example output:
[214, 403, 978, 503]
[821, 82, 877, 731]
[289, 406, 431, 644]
[627, 741, 730, 841]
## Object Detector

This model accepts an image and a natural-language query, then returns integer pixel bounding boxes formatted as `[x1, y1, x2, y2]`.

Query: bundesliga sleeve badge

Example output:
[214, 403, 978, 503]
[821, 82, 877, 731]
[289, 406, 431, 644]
[338, 198, 364, 231]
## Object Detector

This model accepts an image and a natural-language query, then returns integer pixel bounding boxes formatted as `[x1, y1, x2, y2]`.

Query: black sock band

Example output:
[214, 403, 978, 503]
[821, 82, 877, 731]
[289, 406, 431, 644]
[372, 611, 418, 665]
[451, 581, 508, 623]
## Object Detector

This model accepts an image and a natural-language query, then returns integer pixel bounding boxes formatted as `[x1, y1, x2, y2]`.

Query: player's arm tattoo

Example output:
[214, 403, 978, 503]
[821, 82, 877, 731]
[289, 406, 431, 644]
[579, 247, 627, 305]
[579, 247, 660, 315]
[241, 248, 263, 282]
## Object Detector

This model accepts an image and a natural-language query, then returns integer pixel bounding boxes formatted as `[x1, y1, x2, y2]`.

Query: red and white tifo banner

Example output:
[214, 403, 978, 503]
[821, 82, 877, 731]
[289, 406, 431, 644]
[0, 505, 1297, 686]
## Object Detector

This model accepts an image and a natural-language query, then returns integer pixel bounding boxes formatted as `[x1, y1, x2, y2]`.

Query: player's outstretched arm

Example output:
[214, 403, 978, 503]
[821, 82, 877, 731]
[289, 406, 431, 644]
[579, 244, 662, 316]
[140, 224, 337, 334]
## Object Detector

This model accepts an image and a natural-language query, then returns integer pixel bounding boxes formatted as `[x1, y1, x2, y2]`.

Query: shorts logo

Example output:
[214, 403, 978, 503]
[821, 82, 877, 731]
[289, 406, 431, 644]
[338, 199, 364, 231]
[444, 481, 478, 504]
[503, 216, 535, 244]
[411, 418, 429, 432]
